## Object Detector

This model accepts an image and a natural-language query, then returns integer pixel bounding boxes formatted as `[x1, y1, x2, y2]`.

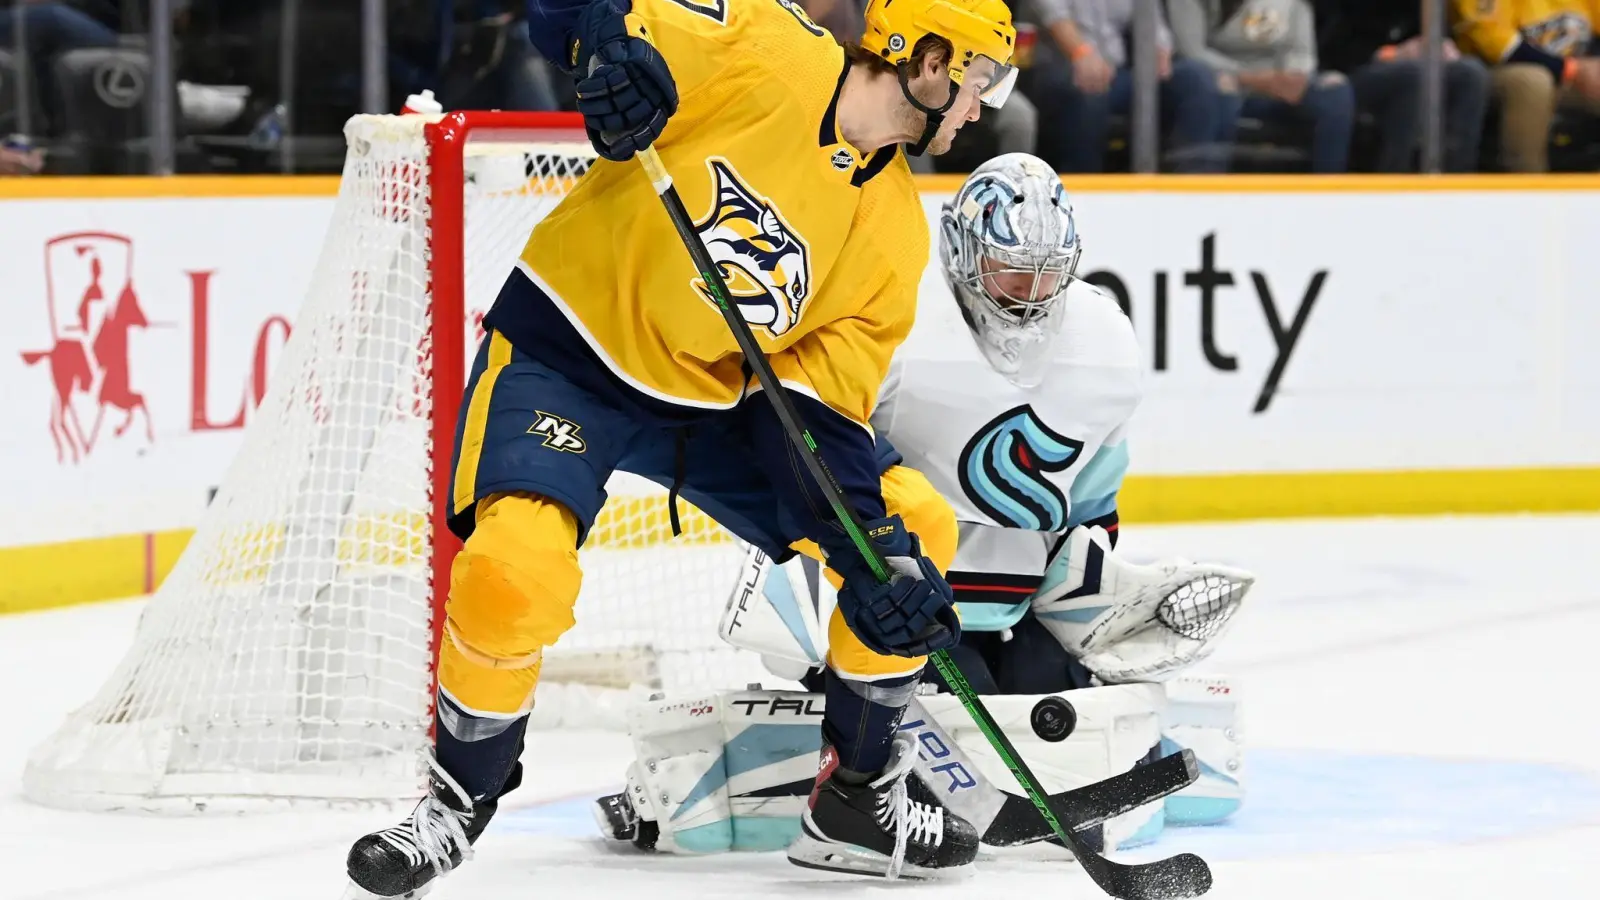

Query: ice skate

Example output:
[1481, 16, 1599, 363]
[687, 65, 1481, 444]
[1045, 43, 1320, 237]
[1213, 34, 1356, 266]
[788, 734, 979, 879]
[345, 760, 497, 899]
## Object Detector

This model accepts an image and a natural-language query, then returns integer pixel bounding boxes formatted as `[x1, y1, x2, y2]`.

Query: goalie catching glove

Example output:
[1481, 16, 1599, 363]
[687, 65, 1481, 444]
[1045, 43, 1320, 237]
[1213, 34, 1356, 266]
[825, 515, 960, 659]
[1032, 526, 1255, 684]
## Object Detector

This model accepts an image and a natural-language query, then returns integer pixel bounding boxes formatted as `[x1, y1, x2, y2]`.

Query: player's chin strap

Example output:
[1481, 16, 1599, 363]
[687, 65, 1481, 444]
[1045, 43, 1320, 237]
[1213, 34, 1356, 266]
[898, 67, 959, 157]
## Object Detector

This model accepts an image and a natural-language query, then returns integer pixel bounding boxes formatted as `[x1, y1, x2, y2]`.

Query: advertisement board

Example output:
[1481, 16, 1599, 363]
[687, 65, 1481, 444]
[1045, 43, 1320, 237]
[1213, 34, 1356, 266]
[3, 176, 1597, 611]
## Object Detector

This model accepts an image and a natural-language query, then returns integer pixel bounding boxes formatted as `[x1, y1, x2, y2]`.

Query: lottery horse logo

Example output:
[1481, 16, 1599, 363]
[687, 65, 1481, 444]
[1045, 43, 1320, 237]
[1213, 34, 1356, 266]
[19, 232, 153, 464]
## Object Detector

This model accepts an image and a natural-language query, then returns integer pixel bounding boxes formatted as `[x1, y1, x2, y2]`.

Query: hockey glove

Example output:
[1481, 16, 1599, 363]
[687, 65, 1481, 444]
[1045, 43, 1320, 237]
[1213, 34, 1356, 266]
[827, 515, 961, 659]
[572, 0, 678, 162]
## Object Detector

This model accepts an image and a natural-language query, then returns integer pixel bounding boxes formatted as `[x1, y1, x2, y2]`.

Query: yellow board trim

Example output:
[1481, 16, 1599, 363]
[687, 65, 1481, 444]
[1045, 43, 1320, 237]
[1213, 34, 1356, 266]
[913, 173, 1600, 194]
[0, 176, 343, 199]
[452, 332, 516, 516]
[1119, 466, 1600, 521]
[5, 173, 1600, 201]
[5, 466, 1600, 616]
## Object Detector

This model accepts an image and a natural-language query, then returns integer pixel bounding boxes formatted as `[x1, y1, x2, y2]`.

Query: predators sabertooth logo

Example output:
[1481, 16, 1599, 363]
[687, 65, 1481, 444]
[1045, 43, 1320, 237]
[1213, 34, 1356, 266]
[691, 159, 812, 337]
[528, 411, 586, 453]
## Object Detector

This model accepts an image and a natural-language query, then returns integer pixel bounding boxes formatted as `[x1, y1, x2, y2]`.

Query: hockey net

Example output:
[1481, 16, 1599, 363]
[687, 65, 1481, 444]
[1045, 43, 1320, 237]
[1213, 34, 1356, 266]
[22, 112, 768, 813]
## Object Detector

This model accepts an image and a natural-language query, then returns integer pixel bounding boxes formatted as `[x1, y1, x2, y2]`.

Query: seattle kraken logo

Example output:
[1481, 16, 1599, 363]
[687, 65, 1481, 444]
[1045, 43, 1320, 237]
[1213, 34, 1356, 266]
[692, 158, 812, 337]
[957, 405, 1083, 531]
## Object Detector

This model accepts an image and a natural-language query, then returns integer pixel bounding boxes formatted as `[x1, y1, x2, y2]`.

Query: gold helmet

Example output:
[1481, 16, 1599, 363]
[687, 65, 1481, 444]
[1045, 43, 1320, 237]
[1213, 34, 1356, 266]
[860, 0, 1018, 108]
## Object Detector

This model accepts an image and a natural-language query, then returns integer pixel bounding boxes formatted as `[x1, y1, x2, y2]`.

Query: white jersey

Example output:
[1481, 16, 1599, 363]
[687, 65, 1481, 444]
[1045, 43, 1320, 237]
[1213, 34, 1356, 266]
[871, 281, 1142, 631]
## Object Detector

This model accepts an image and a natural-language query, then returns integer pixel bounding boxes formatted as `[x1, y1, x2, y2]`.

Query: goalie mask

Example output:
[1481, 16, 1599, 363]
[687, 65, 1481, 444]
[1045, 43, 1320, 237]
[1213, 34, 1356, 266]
[941, 153, 1082, 388]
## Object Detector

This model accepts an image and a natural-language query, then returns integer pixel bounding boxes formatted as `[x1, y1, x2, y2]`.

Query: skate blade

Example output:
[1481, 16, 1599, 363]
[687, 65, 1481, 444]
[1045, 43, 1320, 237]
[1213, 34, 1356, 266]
[787, 834, 973, 882]
[341, 881, 434, 900]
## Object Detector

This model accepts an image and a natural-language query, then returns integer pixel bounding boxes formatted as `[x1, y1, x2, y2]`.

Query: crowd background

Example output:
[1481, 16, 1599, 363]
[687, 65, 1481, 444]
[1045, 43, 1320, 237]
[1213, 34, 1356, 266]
[0, 0, 1596, 176]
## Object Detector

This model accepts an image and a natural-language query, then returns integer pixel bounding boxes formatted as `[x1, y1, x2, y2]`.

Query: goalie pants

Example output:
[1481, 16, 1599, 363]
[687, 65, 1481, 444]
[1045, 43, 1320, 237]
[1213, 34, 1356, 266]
[437, 329, 955, 799]
[925, 612, 1098, 695]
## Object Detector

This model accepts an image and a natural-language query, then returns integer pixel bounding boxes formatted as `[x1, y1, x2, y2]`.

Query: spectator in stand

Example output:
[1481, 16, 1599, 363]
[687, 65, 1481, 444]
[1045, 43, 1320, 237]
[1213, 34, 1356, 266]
[1315, 0, 1490, 172]
[1169, 0, 1355, 173]
[801, 0, 868, 42]
[396, 1, 561, 111]
[0, 139, 44, 175]
[1019, 0, 1233, 172]
[0, 2, 120, 133]
[1451, 0, 1600, 172]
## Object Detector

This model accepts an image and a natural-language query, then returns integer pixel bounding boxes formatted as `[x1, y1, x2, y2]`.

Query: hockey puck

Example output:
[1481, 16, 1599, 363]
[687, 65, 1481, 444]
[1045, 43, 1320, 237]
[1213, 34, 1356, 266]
[1030, 696, 1077, 743]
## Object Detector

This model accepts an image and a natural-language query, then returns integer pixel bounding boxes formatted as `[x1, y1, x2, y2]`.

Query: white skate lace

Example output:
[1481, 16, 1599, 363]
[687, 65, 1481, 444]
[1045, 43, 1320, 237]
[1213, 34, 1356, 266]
[870, 737, 945, 880]
[377, 758, 475, 878]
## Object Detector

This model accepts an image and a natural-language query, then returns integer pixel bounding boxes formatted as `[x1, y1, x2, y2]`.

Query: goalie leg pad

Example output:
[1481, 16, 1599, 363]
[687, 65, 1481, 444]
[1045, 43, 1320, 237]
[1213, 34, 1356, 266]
[1160, 674, 1245, 826]
[719, 547, 830, 676]
[624, 690, 825, 853]
[918, 685, 1169, 850]
[439, 492, 583, 717]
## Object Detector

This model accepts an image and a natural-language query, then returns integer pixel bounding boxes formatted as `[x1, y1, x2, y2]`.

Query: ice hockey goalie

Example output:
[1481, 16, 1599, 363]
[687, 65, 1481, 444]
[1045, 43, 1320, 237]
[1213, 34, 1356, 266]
[592, 154, 1255, 861]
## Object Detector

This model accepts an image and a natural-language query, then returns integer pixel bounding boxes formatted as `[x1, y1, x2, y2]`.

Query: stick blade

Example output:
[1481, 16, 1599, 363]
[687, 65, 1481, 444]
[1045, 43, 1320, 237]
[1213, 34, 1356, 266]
[1055, 749, 1200, 827]
[1107, 852, 1213, 900]
[980, 749, 1201, 847]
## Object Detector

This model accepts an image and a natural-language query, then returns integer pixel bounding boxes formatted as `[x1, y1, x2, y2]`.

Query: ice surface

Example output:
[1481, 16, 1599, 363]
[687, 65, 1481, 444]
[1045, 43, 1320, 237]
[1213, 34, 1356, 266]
[6, 515, 1598, 899]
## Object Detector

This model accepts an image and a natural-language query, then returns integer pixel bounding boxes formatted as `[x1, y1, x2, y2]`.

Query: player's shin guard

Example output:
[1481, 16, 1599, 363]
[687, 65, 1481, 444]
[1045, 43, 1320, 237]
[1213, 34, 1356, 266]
[433, 491, 582, 799]
[820, 667, 920, 775]
[346, 493, 580, 897]
[435, 689, 530, 803]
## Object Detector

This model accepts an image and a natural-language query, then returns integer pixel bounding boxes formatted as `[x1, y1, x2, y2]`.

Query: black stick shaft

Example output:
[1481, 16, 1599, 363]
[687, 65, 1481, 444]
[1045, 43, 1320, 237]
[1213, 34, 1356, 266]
[631, 146, 1208, 899]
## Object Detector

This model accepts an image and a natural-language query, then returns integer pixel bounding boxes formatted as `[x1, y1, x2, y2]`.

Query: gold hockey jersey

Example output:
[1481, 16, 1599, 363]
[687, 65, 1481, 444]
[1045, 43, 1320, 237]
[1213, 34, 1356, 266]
[1452, 0, 1600, 61]
[504, 0, 928, 433]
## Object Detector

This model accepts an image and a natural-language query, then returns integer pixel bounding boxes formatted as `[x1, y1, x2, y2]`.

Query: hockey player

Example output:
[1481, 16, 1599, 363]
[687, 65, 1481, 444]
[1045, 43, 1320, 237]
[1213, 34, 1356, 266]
[876, 155, 1250, 844]
[343, 0, 1019, 896]
[592, 154, 1252, 858]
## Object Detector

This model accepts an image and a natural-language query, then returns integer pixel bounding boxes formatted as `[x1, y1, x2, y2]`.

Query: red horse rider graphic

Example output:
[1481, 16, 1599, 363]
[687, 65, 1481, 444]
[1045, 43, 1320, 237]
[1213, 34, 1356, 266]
[20, 233, 154, 464]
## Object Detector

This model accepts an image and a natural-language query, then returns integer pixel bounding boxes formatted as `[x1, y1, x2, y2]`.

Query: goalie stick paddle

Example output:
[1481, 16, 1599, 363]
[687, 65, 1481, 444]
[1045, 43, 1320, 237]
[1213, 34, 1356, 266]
[630, 145, 1211, 900]
[981, 745, 1202, 848]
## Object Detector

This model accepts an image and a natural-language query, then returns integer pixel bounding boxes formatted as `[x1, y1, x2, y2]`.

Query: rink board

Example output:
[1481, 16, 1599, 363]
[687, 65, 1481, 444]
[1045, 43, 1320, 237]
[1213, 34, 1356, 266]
[3, 175, 1599, 612]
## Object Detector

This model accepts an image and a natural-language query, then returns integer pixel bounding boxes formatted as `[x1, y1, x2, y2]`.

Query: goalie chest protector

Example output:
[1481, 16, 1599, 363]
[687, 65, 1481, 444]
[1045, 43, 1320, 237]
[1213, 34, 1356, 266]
[871, 280, 1142, 626]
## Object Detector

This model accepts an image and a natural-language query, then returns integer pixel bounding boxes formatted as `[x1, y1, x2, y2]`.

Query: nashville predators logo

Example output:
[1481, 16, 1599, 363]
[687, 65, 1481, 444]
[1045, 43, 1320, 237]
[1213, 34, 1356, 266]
[528, 411, 586, 453]
[691, 158, 812, 338]
[1240, 9, 1286, 43]
[1525, 14, 1592, 55]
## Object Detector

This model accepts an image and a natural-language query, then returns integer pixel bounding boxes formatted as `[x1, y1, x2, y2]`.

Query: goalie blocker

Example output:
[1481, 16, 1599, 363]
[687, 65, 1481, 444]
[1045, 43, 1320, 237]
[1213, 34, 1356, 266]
[594, 531, 1249, 855]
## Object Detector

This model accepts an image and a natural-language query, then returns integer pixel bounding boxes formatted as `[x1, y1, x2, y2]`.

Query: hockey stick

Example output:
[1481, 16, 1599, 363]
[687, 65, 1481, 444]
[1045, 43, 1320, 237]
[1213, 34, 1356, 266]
[980, 747, 1198, 847]
[630, 145, 1210, 900]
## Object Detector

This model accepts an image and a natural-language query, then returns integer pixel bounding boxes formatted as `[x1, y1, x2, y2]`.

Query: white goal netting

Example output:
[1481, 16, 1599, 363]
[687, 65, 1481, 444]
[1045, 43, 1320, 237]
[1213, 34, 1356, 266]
[22, 114, 764, 813]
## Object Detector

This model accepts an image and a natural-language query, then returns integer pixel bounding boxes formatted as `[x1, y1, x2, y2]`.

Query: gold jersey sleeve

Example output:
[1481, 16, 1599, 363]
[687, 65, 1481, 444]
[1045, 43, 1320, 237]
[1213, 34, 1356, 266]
[512, 0, 924, 426]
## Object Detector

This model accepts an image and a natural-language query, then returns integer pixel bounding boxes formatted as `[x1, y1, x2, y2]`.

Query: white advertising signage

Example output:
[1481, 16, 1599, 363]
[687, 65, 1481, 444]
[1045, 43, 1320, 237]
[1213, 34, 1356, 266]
[2, 181, 1596, 608]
